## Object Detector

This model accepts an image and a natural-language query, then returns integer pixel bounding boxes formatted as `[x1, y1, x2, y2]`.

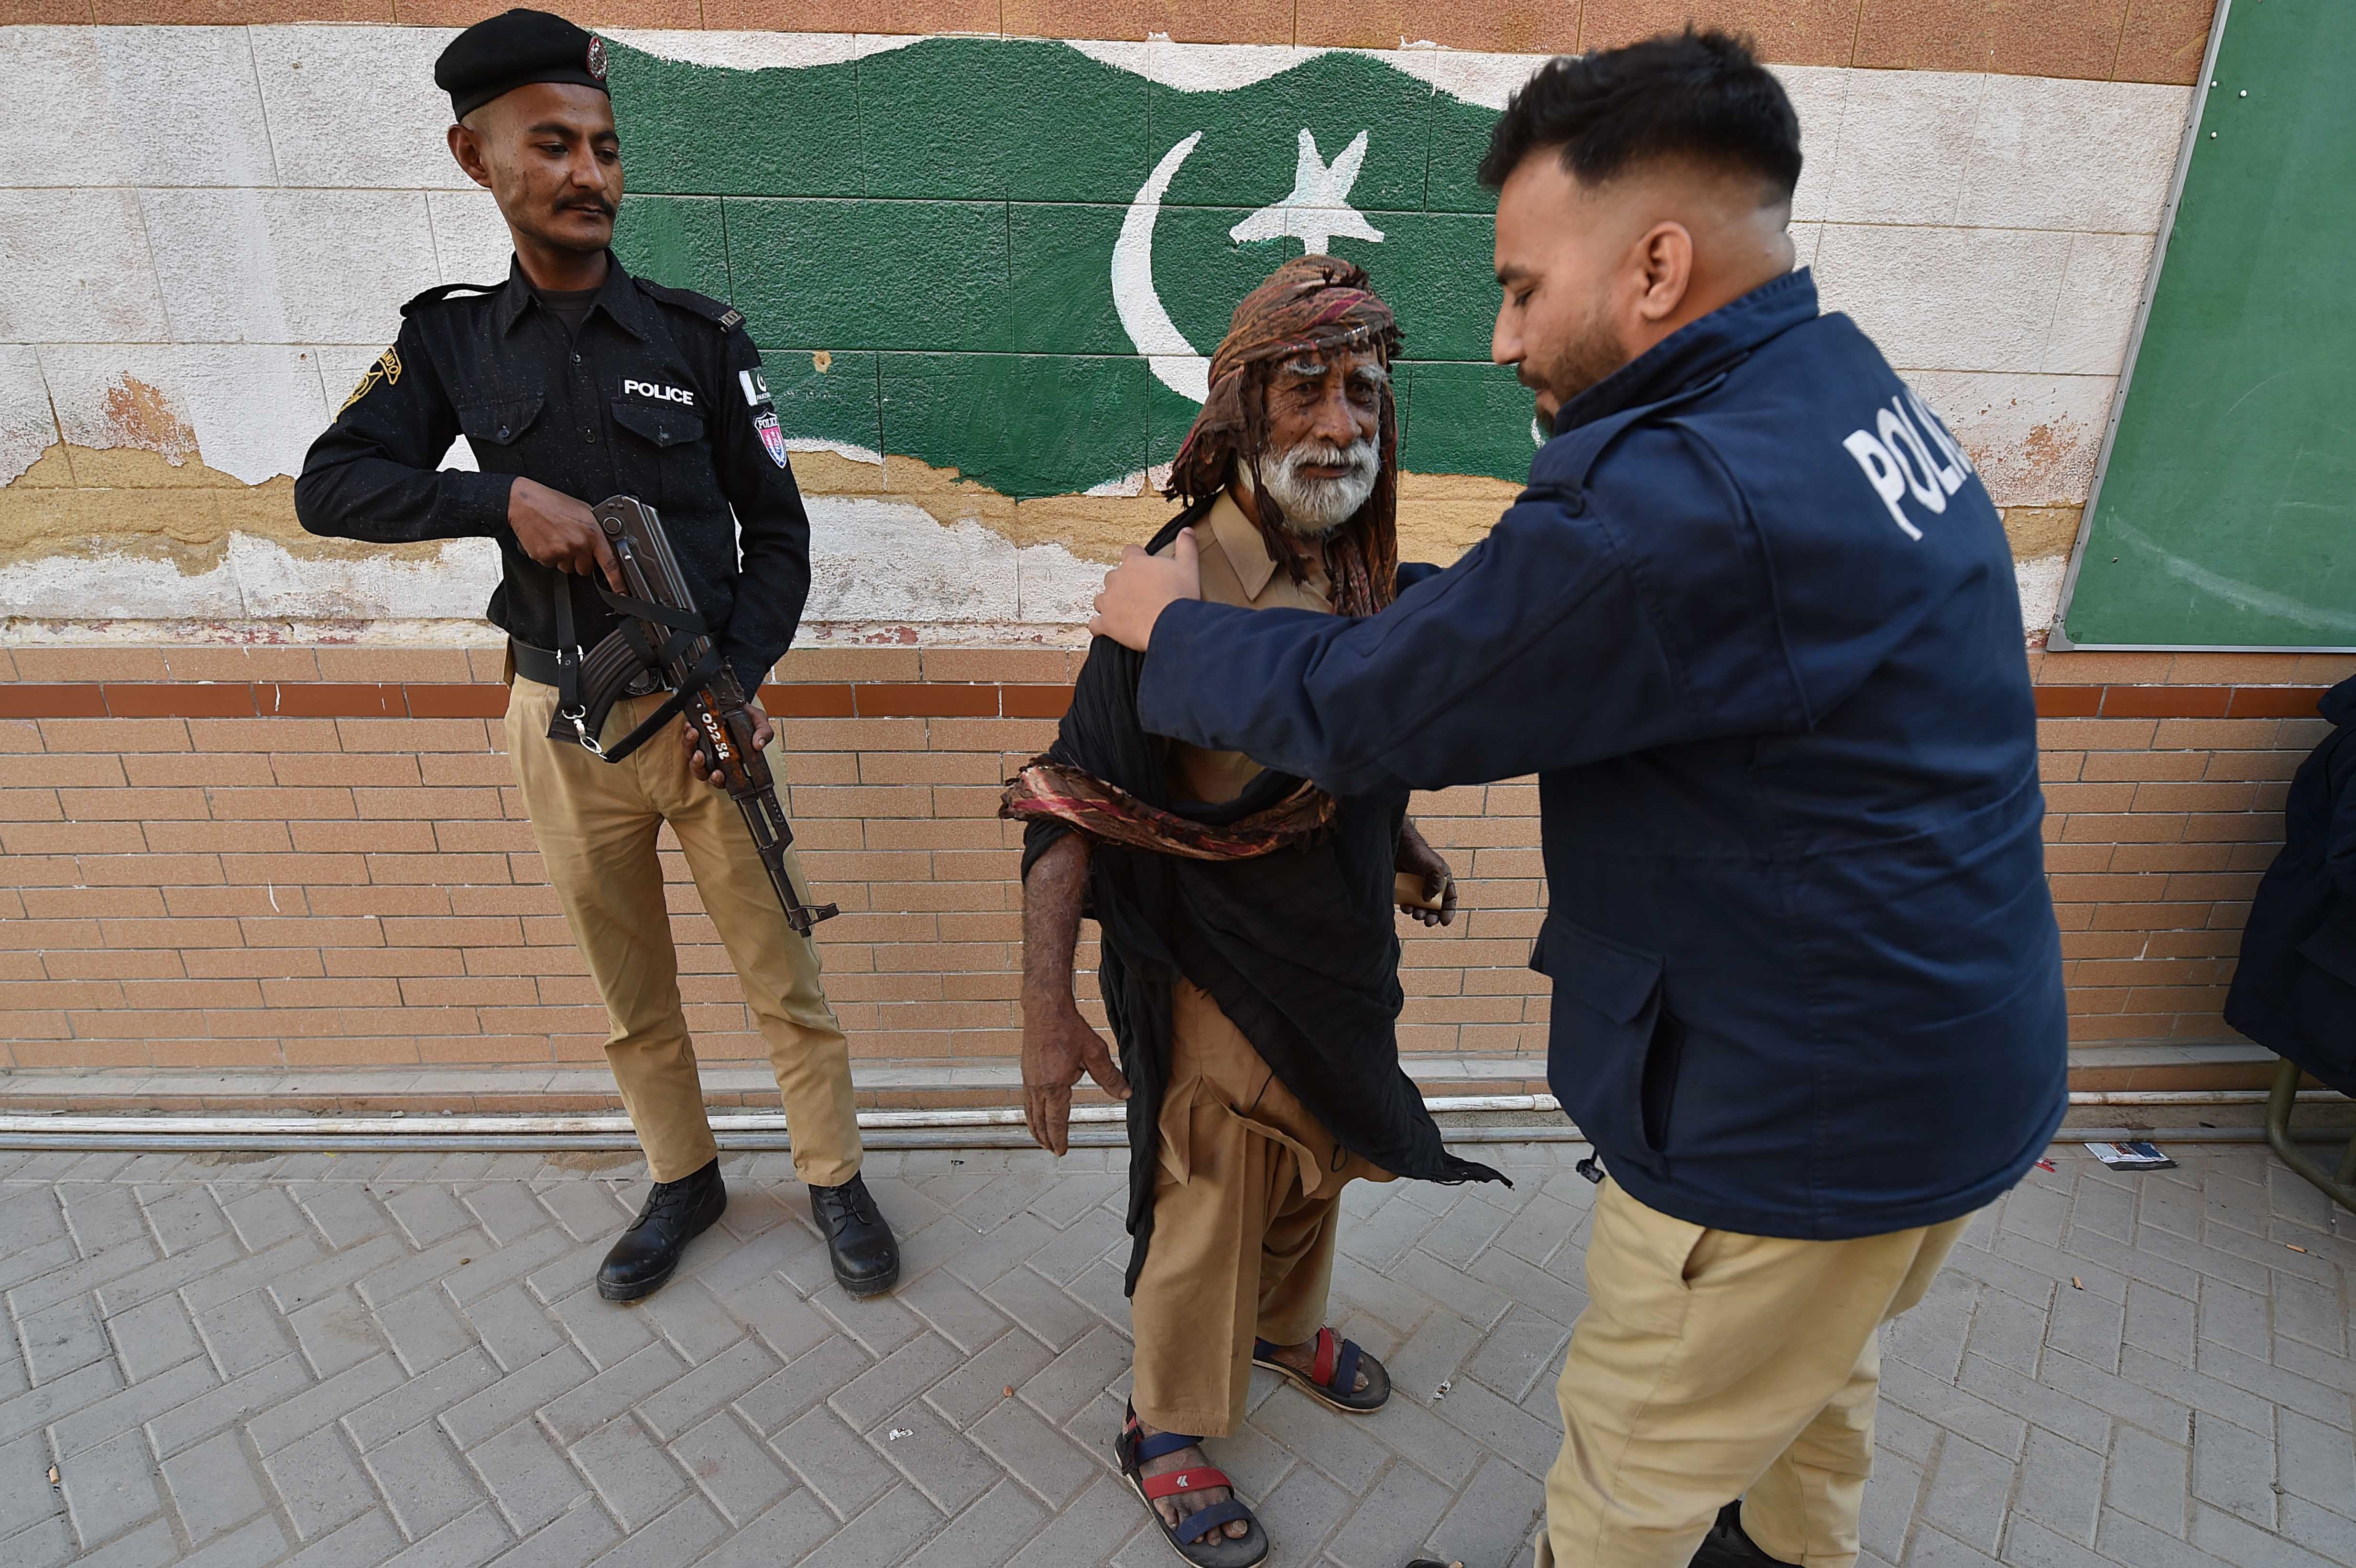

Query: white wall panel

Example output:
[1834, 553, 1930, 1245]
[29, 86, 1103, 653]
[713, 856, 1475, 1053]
[0, 345, 61, 484]
[0, 190, 169, 342]
[1822, 70, 1985, 227]
[1909, 369, 2115, 507]
[39, 344, 329, 484]
[1815, 224, 2076, 374]
[0, 27, 277, 190]
[1959, 77, 2186, 233]
[2043, 230, 2155, 376]
[250, 25, 469, 191]
[425, 190, 517, 286]
[143, 190, 437, 347]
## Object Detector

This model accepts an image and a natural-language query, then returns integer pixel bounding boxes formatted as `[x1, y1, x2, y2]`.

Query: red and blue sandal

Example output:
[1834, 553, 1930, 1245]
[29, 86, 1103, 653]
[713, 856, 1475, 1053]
[1116, 1406, 1269, 1567]
[1252, 1327, 1390, 1414]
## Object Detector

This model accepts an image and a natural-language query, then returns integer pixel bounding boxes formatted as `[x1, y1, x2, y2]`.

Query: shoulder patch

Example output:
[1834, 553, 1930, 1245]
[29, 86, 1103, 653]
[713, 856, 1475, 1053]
[338, 347, 402, 414]
[634, 277, 746, 335]
[400, 281, 500, 317]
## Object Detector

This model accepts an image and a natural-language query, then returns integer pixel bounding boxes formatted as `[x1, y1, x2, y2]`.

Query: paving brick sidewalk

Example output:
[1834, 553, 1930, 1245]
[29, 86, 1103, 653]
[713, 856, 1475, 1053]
[2, 1142, 2350, 1568]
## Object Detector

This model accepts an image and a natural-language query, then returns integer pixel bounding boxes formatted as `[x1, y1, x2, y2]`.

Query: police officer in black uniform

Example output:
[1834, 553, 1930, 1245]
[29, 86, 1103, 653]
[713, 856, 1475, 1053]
[295, 9, 899, 1302]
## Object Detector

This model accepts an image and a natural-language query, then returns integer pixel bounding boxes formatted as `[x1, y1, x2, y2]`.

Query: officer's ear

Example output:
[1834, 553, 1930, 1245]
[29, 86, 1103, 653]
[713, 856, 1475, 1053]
[447, 114, 497, 192]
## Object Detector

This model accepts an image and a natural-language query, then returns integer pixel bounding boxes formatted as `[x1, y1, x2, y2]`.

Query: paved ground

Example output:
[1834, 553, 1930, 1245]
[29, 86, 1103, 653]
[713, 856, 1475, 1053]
[0, 1140, 2351, 1568]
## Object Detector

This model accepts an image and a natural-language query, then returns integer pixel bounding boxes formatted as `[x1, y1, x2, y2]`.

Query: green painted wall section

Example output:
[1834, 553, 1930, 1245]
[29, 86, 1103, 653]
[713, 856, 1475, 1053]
[2057, 0, 2356, 647]
[607, 37, 1530, 499]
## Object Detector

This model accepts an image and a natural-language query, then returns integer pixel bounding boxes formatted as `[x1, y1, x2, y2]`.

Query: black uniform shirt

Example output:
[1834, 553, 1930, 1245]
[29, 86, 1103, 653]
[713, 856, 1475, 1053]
[294, 255, 814, 694]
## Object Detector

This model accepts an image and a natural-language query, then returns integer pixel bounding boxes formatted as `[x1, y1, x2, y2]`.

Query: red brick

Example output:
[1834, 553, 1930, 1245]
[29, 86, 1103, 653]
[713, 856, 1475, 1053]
[2032, 686, 2101, 718]
[20, 888, 164, 919]
[2100, 685, 2230, 719]
[103, 683, 258, 718]
[1001, 685, 1074, 719]
[270, 753, 423, 787]
[761, 683, 857, 718]
[854, 683, 999, 718]
[44, 949, 185, 980]
[2225, 686, 2325, 719]
[122, 753, 274, 787]
[261, 682, 401, 718]
[81, 855, 227, 889]
[0, 685, 106, 719]
[335, 718, 495, 753]
[402, 684, 509, 718]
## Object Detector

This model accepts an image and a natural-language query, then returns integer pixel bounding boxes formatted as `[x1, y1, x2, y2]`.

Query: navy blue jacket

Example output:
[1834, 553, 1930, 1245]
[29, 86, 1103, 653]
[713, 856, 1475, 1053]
[2225, 676, 2356, 1094]
[1137, 270, 2068, 1239]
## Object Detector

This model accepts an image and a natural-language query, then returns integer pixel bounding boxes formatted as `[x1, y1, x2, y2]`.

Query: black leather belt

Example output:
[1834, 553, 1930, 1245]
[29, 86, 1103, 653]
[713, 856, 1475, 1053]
[510, 636, 668, 697]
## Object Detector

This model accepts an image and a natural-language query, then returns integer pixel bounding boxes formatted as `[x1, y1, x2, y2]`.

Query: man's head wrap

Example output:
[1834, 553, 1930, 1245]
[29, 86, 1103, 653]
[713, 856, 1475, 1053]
[1166, 255, 1403, 617]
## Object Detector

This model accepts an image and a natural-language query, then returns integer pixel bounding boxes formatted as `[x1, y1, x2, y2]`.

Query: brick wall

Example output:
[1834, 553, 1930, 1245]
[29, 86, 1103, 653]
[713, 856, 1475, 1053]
[2, 643, 2348, 1091]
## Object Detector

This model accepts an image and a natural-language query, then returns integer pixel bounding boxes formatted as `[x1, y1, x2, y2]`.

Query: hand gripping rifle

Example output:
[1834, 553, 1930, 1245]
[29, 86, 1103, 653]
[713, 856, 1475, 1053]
[541, 494, 839, 936]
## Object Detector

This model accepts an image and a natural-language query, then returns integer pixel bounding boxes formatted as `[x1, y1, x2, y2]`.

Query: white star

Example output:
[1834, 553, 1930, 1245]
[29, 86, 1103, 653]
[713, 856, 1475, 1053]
[1228, 129, 1385, 255]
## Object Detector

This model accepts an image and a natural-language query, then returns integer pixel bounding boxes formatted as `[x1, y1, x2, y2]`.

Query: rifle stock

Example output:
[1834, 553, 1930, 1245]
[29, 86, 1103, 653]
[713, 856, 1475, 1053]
[590, 495, 840, 937]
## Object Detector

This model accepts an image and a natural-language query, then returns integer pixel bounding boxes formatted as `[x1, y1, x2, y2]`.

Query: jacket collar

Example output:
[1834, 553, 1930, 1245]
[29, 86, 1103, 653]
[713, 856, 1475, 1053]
[492, 251, 652, 341]
[1206, 488, 1281, 600]
[1552, 267, 1820, 436]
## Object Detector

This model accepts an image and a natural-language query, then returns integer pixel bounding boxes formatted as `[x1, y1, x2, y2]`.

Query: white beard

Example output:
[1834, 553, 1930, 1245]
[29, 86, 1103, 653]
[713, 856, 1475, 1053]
[1260, 437, 1380, 536]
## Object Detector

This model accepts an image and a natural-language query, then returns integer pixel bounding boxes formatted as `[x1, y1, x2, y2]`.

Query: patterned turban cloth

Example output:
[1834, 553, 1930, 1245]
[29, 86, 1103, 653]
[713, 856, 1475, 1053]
[1166, 254, 1404, 617]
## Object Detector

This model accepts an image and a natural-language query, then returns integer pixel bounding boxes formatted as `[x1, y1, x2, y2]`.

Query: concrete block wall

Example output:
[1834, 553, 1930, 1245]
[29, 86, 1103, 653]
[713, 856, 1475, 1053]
[6, 0, 2346, 1093]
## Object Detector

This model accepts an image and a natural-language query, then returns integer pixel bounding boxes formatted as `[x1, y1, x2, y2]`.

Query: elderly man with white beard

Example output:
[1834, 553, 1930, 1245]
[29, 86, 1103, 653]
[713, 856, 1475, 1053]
[1000, 256, 1502, 1568]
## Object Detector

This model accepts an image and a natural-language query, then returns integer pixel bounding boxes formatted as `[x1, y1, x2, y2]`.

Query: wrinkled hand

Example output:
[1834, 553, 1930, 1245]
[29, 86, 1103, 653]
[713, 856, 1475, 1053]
[507, 477, 624, 591]
[684, 701, 773, 786]
[1397, 824, 1457, 927]
[1087, 527, 1201, 651]
[1021, 991, 1130, 1155]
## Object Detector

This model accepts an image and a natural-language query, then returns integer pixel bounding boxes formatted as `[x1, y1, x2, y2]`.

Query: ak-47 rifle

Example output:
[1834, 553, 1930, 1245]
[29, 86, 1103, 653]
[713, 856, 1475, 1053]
[541, 494, 838, 936]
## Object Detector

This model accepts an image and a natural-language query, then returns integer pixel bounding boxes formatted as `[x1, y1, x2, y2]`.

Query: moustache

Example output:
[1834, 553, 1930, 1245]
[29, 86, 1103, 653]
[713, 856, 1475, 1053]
[558, 199, 616, 218]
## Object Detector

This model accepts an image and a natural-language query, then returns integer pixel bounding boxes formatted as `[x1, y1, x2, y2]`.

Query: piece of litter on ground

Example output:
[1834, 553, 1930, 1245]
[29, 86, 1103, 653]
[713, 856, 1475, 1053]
[1432, 1379, 1452, 1401]
[47, 1464, 59, 1486]
[2035, 1158, 2056, 1173]
[2071, 1277, 2083, 1289]
[2084, 1140, 2176, 1171]
[1002, 1386, 1014, 1397]
[2287, 1244, 2307, 1254]
[887, 1427, 913, 1441]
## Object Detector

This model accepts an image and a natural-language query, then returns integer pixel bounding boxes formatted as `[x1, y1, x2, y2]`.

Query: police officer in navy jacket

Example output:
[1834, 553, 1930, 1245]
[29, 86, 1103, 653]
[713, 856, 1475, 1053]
[1090, 32, 2066, 1568]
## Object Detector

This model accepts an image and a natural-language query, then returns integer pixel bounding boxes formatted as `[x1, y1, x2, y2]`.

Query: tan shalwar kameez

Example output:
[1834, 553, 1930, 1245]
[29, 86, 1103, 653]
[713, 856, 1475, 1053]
[1125, 491, 1392, 1439]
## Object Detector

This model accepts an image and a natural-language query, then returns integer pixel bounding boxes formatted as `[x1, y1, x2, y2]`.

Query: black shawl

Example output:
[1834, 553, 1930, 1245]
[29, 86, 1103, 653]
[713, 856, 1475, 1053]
[1020, 515, 1505, 1292]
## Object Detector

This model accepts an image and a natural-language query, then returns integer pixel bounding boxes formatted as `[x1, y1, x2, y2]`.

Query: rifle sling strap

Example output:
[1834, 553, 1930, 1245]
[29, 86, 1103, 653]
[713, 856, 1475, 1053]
[545, 576, 726, 764]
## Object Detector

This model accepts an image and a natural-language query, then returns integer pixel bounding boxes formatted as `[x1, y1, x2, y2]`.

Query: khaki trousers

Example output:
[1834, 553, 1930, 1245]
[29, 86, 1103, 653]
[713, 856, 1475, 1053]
[1536, 1178, 1972, 1568]
[505, 677, 861, 1187]
[1128, 980, 1389, 1437]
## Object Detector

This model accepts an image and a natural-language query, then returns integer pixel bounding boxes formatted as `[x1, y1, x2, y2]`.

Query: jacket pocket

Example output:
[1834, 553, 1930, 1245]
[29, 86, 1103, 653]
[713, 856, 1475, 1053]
[1530, 910, 1681, 1179]
[455, 393, 545, 448]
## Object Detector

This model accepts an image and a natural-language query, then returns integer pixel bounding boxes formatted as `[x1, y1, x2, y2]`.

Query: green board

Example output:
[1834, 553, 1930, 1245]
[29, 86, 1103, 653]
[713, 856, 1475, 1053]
[2055, 0, 2356, 648]
[602, 38, 1529, 501]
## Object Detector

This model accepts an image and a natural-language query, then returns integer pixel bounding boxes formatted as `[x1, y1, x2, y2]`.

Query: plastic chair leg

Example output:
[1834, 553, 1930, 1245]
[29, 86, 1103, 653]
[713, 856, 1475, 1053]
[2265, 1056, 2356, 1215]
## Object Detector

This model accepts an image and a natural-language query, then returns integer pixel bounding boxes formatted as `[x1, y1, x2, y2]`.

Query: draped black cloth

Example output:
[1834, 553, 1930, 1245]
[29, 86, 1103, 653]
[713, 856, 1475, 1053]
[1020, 511, 1505, 1292]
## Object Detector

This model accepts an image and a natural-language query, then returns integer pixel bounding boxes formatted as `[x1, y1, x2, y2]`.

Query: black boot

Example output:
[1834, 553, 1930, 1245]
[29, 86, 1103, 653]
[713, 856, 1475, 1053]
[597, 1158, 727, 1302]
[810, 1173, 899, 1297]
[1690, 1501, 1797, 1568]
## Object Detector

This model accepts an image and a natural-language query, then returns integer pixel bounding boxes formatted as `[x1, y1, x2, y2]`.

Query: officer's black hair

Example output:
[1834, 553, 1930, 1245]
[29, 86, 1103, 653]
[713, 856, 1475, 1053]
[1477, 29, 1802, 201]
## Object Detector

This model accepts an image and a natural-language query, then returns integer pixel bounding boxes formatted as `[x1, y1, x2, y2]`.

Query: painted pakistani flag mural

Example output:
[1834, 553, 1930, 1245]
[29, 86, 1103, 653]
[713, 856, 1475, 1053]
[604, 37, 1536, 501]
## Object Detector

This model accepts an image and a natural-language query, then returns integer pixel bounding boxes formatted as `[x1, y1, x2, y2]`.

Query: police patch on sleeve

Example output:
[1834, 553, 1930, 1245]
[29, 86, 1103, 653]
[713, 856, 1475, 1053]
[338, 347, 402, 414]
[754, 409, 789, 468]
[738, 368, 773, 410]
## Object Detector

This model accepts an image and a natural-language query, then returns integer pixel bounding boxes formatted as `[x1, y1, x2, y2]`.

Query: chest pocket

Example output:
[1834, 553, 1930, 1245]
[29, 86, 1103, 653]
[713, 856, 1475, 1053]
[455, 393, 544, 458]
[610, 398, 710, 511]
[610, 399, 703, 449]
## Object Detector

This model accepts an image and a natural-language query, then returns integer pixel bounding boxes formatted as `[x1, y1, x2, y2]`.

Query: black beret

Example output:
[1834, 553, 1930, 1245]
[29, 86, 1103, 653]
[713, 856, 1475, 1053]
[435, 9, 610, 121]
